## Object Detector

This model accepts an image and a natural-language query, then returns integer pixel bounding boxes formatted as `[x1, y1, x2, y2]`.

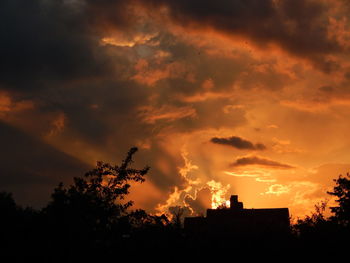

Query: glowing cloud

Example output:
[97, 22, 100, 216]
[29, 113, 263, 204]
[224, 170, 276, 183]
[207, 180, 230, 209]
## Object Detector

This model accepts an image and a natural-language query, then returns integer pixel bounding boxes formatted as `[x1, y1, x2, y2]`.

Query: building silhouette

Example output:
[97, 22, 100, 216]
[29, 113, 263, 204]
[184, 195, 290, 238]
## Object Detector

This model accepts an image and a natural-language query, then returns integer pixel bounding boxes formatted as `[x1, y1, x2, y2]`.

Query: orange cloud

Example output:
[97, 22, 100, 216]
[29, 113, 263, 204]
[138, 104, 196, 124]
[46, 112, 66, 138]
[0, 92, 34, 117]
[265, 184, 290, 196]
[132, 59, 195, 86]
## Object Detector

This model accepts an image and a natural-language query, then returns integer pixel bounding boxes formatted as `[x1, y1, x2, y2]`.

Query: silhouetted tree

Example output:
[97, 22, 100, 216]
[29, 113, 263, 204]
[328, 172, 350, 227]
[41, 147, 150, 256]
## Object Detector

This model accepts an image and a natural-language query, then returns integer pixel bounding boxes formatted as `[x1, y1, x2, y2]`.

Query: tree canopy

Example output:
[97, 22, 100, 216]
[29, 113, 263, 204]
[327, 172, 350, 227]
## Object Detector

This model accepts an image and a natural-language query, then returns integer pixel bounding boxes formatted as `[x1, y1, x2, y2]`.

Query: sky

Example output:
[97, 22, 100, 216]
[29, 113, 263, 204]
[2, 0, 350, 218]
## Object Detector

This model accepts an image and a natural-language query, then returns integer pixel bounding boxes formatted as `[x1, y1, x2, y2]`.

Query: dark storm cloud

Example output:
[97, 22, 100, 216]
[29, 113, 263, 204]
[0, 0, 155, 142]
[82, 0, 342, 70]
[0, 0, 342, 94]
[231, 156, 295, 169]
[211, 136, 266, 150]
[0, 0, 130, 91]
[139, 0, 341, 72]
[0, 121, 90, 207]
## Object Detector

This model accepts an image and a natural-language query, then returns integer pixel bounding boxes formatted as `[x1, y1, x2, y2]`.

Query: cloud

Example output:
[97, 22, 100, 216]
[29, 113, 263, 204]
[231, 156, 295, 169]
[138, 104, 196, 124]
[0, 92, 34, 116]
[271, 137, 304, 154]
[1, 0, 344, 98]
[0, 0, 122, 92]
[139, 0, 344, 72]
[211, 136, 266, 150]
[265, 184, 290, 196]
[224, 170, 276, 183]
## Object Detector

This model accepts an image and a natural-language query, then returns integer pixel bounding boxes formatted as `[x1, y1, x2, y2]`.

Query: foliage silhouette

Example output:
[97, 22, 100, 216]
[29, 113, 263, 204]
[37, 147, 157, 259]
[327, 172, 350, 226]
[43, 147, 149, 233]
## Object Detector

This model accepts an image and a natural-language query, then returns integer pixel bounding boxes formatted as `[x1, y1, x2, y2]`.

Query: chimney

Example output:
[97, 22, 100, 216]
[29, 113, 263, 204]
[230, 195, 243, 210]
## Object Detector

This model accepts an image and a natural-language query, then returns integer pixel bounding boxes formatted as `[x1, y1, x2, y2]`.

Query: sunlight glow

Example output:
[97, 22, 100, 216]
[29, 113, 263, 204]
[207, 180, 230, 209]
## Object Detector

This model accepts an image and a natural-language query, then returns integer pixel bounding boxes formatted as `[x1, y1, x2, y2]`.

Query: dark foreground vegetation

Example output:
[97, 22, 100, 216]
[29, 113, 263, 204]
[1, 148, 350, 261]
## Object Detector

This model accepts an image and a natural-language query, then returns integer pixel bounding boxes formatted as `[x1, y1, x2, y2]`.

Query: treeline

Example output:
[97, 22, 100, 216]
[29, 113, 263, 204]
[1, 148, 350, 261]
[0, 148, 181, 261]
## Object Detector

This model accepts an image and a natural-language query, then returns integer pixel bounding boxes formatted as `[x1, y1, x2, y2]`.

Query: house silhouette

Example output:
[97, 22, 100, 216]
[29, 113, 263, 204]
[184, 195, 290, 238]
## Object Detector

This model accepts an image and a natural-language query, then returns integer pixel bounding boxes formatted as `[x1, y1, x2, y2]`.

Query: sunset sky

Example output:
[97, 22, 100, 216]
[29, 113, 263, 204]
[2, 0, 350, 218]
